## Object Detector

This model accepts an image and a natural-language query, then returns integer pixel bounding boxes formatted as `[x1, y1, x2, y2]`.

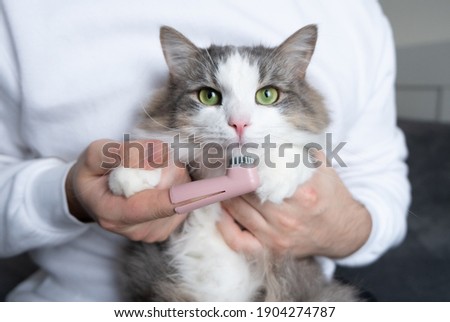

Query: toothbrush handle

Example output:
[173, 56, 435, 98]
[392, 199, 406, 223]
[169, 167, 260, 214]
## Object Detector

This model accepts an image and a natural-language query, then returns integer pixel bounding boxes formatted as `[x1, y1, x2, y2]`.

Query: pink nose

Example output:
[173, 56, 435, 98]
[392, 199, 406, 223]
[229, 119, 249, 137]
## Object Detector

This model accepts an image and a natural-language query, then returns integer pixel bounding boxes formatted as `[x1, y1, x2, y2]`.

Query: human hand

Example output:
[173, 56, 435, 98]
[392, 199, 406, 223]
[217, 151, 372, 259]
[65, 139, 190, 242]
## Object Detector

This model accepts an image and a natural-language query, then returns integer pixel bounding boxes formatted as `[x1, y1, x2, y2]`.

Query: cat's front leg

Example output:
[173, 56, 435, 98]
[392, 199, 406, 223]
[108, 166, 162, 197]
[256, 146, 315, 203]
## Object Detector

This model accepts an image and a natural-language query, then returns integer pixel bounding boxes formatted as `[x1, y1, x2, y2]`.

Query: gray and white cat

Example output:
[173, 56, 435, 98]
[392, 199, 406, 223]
[109, 25, 359, 301]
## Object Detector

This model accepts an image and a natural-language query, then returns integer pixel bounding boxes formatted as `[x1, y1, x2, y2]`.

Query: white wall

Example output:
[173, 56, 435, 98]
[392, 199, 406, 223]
[380, 0, 450, 47]
[379, 0, 450, 123]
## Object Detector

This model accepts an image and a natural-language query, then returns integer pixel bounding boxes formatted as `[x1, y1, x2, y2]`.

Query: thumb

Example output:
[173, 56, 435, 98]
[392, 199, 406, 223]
[157, 161, 190, 189]
[147, 188, 177, 219]
[121, 187, 176, 222]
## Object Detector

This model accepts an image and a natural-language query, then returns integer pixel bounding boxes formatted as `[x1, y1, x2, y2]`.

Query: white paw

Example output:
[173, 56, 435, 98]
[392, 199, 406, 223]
[108, 166, 162, 198]
[256, 147, 315, 203]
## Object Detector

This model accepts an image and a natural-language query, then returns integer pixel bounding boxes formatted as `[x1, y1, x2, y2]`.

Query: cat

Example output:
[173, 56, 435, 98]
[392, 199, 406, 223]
[109, 25, 359, 301]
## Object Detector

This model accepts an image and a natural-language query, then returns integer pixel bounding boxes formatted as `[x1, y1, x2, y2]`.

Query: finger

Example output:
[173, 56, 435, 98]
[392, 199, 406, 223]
[119, 212, 187, 242]
[118, 187, 177, 223]
[287, 154, 339, 210]
[239, 193, 285, 224]
[240, 193, 313, 229]
[142, 212, 187, 243]
[121, 140, 169, 170]
[157, 162, 190, 189]
[305, 150, 341, 189]
[96, 139, 170, 171]
[135, 187, 176, 219]
[221, 197, 270, 237]
[89, 171, 180, 225]
[84, 139, 119, 175]
[286, 184, 318, 210]
[307, 148, 327, 169]
[217, 210, 262, 254]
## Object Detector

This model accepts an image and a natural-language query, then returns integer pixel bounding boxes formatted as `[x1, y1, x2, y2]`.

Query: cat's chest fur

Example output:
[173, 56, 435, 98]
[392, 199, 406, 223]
[166, 149, 314, 301]
[166, 204, 259, 301]
[108, 26, 360, 302]
[110, 148, 314, 301]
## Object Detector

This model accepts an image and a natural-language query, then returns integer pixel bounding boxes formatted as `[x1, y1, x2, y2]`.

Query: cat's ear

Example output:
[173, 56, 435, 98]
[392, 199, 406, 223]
[275, 24, 318, 78]
[160, 26, 199, 77]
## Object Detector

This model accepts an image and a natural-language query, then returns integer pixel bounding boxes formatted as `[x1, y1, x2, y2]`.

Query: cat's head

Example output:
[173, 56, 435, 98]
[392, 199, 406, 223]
[140, 25, 329, 175]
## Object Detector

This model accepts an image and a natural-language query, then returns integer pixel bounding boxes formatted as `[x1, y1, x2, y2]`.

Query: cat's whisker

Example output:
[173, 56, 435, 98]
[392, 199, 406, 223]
[140, 108, 179, 133]
[204, 48, 219, 74]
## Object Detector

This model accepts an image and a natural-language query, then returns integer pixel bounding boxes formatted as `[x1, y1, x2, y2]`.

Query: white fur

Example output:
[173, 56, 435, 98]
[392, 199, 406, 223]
[108, 166, 161, 198]
[110, 53, 323, 301]
[216, 53, 260, 122]
[167, 205, 263, 301]
[256, 145, 315, 203]
[214, 52, 322, 203]
[108, 166, 263, 301]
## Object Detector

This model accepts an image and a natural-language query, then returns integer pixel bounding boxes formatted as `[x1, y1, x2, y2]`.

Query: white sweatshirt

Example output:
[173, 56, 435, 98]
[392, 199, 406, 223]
[0, 0, 410, 301]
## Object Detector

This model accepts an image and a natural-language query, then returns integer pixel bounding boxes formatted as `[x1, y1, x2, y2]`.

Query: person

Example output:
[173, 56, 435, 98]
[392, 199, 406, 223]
[0, 0, 410, 301]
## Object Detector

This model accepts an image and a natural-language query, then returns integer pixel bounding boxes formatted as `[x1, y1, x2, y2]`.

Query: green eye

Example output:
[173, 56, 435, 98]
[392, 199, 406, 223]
[198, 88, 222, 106]
[255, 86, 279, 105]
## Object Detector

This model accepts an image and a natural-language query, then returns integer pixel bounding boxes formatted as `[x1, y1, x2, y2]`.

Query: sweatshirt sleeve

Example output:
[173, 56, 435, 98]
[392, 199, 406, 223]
[0, 6, 88, 257]
[335, 6, 411, 266]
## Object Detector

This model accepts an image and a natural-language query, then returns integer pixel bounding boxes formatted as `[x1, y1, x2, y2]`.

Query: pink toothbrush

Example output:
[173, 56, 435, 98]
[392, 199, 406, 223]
[169, 156, 260, 213]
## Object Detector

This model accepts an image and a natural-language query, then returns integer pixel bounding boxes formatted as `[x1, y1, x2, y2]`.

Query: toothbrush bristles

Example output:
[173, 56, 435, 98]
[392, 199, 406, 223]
[231, 155, 255, 166]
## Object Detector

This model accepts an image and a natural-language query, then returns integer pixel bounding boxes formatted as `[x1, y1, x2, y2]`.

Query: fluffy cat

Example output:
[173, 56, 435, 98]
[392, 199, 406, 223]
[109, 25, 359, 301]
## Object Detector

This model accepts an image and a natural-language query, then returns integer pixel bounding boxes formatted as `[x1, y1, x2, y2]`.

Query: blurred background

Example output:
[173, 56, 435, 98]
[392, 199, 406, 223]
[337, 0, 450, 301]
[1, 0, 449, 301]
[383, 0, 450, 123]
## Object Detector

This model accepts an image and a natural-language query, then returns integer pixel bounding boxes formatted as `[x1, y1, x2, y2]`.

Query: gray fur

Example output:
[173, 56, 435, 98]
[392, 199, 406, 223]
[138, 25, 329, 136]
[124, 243, 359, 301]
[125, 26, 359, 301]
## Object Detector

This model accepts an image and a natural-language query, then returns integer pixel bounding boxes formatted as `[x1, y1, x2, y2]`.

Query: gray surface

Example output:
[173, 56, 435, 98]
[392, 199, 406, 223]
[396, 87, 439, 122]
[0, 253, 37, 301]
[397, 42, 450, 87]
[395, 42, 450, 123]
[337, 119, 450, 301]
[1, 119, 449, 301]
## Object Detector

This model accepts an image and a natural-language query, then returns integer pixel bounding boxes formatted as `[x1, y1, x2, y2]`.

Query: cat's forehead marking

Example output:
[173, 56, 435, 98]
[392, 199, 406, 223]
[216, 52, 260, 118]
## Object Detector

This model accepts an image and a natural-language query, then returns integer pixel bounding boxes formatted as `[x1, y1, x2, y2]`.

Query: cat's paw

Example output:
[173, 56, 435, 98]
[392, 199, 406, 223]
[256, 149, 315, 203]
[256, 169, 307, 204]
[108, 166, 162, 198]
